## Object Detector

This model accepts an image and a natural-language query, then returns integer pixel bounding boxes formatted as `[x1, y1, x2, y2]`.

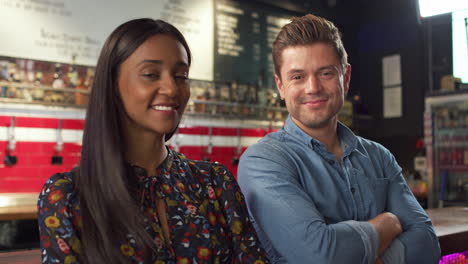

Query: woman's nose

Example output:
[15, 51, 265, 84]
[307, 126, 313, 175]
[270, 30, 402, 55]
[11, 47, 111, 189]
[159, 75, 178, 97]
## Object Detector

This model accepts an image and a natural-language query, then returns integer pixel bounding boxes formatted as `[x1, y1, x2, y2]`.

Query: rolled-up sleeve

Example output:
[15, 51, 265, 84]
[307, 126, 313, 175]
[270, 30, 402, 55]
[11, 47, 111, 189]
[238, 144, 379, 264]
[383, 150, 441, 263]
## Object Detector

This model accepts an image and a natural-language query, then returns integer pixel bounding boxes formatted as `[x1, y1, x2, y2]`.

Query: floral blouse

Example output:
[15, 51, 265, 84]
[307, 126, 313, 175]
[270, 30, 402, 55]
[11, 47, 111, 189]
[37, 149, 269, 264]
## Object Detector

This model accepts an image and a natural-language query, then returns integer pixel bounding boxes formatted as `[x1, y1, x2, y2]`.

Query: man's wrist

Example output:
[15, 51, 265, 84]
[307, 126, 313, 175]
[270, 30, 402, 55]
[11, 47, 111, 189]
[368, 212, 402, 254]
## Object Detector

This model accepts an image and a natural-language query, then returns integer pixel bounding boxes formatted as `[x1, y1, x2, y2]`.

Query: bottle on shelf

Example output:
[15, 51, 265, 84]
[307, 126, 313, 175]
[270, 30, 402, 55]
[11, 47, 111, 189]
[230, 81, 240, 116]
[0, 60, 9, 97]
[192, 81, 204, 113]
[78, 67, 94, 106]
[218, 83, 231, 115]
[239, 83, 250, 117]
[74, 77, 87, 106]
[22, 60, 34, 102]
[456, 176, 466, 202]
[201, 82, 212, 114]
[46, 64, 65, 103]
[7, 62, 20, 99]
[32, 71, 45, 101]
[464, 134, 468, 166]
[248, 82, 260, 118]
[65, 56, 78, 104]
[52, 64, 64, 89]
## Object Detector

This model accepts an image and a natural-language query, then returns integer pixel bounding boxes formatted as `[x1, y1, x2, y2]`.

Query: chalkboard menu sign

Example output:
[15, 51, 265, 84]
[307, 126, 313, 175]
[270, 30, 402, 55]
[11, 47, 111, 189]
[213, 0, 296, 88]
[0, 0, 299, 86]
[0, 0, 214, 81]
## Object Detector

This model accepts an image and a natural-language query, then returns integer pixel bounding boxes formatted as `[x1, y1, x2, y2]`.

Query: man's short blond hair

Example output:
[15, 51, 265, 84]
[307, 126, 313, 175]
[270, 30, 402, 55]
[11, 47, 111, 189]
[272, 14, 348, 77]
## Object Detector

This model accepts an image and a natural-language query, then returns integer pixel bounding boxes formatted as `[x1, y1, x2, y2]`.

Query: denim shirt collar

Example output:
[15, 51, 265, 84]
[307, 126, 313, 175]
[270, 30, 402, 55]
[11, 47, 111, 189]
[283, 115, 358, 158]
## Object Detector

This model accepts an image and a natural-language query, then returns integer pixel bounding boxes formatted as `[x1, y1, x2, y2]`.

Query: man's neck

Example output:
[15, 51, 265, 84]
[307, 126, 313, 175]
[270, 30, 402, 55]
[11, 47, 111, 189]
[293, 117, 343, 161]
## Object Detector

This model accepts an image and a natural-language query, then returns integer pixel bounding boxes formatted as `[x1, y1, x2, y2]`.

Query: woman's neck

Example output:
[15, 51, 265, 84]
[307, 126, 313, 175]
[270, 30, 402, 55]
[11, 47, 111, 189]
[124, 130, 168, 175]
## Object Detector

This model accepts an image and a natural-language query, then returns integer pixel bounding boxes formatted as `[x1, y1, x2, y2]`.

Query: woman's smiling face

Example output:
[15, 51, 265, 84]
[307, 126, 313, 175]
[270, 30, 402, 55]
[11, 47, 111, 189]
[118, 34, 190, 138]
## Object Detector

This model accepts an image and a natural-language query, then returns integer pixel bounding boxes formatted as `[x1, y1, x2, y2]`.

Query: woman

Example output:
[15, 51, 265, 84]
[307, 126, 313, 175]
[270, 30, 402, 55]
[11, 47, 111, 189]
[37, 18, 269, 264]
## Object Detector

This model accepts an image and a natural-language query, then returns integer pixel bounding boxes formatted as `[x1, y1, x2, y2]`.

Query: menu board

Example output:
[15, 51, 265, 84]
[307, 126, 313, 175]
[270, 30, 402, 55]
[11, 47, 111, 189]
[213, 0, 293, 88]
[0, 0, 214, 80]
[0, 0, 296, 84]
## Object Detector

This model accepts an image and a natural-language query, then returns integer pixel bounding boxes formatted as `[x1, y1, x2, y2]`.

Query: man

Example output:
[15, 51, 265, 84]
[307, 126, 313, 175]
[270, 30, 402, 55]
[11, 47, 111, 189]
[238, 14, 440, 264]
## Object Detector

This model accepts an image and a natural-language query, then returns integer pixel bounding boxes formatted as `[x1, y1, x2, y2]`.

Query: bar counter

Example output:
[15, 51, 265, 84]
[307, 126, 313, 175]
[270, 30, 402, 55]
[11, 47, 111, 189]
[427, 206, 468, 256]
[0, 193, 37, 221]
[0, 192, 467, 263]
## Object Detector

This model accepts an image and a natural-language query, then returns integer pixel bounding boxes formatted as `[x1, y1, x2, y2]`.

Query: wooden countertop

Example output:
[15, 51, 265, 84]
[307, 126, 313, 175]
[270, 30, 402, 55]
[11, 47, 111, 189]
[426, 206, 468, 256]
[426, 206, 468, 237]
[0, 193, 38, 221]
[0, 249, 40, 263]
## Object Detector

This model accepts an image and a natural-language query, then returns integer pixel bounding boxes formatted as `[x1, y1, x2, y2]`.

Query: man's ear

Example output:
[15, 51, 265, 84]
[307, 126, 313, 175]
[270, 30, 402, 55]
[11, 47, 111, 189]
[275, 74, 285, 99]
[343, 64, 352, 95]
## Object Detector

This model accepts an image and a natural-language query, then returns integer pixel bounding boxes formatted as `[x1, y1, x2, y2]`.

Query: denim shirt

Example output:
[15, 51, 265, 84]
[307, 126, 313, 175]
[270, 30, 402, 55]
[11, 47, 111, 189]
[238, 116, 440, 264]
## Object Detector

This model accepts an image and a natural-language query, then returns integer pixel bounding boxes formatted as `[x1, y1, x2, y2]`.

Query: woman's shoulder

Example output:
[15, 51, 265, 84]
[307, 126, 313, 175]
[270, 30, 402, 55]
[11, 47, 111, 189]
[41, 168, 77, 190]
[170, 150, 232, 182]
[37, 169, 81, 256]
[37, 168, 78, 210]
[172, 150, 229, 175]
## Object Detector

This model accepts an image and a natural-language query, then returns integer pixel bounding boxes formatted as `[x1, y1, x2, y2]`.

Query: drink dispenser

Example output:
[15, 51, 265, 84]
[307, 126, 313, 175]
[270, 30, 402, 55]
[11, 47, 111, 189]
[4, 116, 17, 166]
[51, 119, 63, 165]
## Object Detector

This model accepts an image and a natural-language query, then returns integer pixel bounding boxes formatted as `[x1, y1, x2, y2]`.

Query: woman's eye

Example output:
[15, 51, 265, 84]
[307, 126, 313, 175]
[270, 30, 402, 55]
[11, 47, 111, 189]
[141, 73, 160, 79]
[174, 74, 189, 84]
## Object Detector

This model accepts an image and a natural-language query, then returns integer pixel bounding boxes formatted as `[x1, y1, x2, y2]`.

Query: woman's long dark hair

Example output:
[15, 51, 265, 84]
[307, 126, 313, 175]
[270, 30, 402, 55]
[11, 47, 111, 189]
[78, 18, 191, 264]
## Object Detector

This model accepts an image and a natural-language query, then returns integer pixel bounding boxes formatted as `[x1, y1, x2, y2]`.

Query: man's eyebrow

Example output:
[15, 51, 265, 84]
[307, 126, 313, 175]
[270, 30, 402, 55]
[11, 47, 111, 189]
[285, 69, 304, 75]
[317, 65, 339, 72]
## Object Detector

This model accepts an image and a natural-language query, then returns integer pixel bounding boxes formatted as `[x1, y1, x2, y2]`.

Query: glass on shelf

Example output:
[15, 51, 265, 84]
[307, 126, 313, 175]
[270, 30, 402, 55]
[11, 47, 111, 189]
[8, 64, 291, 120]
[0, 56, 94, 107]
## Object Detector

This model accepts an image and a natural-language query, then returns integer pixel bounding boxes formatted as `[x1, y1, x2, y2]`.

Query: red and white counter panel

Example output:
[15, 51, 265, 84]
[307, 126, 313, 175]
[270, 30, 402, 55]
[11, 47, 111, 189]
[0, 103, 283, 194]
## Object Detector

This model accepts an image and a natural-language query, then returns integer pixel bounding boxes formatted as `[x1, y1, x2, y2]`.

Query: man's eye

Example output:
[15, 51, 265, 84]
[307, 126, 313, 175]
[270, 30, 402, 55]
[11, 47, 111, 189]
[319, 71, 336, 79]
[292, 75, 302, 80]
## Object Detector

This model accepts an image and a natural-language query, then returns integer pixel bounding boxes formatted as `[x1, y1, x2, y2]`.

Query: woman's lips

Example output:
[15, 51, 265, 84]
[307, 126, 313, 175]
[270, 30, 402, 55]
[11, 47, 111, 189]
[150, 104, 179, 115]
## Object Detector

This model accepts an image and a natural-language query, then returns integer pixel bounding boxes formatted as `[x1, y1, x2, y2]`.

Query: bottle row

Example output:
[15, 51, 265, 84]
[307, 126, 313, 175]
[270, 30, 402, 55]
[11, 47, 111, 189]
[436, 134, 468, 148]
[0, 56, 289, 120]
[434, 103, 468, 130]
[0, 56, 93, 105]
[0, 80, 289, 120]
[438, 147, 468, 167]
[439, 171, 468, 203]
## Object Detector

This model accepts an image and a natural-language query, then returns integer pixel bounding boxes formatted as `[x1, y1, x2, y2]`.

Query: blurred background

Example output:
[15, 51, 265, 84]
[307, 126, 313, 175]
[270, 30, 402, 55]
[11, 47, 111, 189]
[0, 0, 467, 262]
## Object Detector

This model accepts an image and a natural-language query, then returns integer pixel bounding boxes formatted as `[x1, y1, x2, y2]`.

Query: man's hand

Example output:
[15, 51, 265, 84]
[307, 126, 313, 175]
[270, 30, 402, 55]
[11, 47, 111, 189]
[368, 212, 402, 255]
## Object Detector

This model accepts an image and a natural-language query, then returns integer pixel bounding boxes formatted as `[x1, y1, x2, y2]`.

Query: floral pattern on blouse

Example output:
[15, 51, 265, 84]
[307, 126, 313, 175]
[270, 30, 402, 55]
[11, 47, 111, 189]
[37, 149, 269, 264]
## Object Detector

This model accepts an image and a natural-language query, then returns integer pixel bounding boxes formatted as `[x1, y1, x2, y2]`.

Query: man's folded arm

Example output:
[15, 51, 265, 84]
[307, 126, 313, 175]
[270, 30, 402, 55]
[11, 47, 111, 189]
[238, 146, 381, 264]
[386, 173, 441, 263]
[383, 149, 441, 263]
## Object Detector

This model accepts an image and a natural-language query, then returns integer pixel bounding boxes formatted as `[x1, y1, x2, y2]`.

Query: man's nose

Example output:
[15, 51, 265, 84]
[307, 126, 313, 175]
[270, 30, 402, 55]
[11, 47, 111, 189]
[304, 75, 321, 94]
